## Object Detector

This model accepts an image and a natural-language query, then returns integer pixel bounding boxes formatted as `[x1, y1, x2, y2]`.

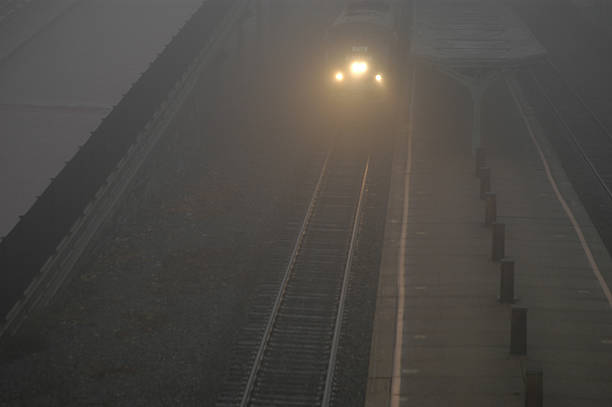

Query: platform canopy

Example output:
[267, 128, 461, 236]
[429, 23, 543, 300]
[409, 0, 546, 152]
[332, 0, 394, 30]
[410, 0, 545, 70]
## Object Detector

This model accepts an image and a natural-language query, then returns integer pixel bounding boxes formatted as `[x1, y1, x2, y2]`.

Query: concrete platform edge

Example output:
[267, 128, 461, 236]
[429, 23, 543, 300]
[364, 117, 408, 407]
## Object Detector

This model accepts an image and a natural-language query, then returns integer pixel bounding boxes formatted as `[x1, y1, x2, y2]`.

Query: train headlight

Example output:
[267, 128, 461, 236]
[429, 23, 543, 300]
[350, 61, 368, 75]
[375, 73, 383, 82]
[335, 71, 344, 81]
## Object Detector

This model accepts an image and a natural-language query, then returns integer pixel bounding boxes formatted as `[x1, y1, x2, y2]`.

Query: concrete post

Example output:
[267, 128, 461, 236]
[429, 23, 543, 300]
[479, 167, 491, 199]
[471, 87, 484, 154]
[525, 368, 543, 407]
[475, 147, 485, 176]
[510, 306, 527, 355]
[499, 258, 515, 303]
[492, 222, 505, 261]
[485, 192, 496, 226]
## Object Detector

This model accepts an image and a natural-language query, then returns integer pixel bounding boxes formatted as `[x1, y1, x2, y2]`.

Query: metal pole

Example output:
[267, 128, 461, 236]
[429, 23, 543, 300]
[492, 222, 505, 261]
[485, 192, 496, 226]
[510, 306, 527, 355]
[499, 258, 515, 303]
[475, 147, 485, 176]
[479, 167, 491, 199]
[472, 89, 482, 154]
[525, 368, 543, 407]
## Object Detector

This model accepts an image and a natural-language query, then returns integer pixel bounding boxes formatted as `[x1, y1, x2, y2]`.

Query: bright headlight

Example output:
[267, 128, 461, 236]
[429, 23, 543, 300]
[375, 74, 382, 82]
[350, 61, 368, 75]
[335, 71, 344, 81]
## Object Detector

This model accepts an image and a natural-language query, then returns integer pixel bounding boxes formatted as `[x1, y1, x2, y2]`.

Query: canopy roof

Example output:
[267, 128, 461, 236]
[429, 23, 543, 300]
[411, 0, 545, 69]
[332, 0, 395, 32]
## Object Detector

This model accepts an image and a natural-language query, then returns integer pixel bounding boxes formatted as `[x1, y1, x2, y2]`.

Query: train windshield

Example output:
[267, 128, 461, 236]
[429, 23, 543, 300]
[328, 25, 392, 65]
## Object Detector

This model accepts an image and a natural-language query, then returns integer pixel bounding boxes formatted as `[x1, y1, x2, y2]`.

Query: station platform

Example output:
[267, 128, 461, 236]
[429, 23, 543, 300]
[365, 65, 612, 406]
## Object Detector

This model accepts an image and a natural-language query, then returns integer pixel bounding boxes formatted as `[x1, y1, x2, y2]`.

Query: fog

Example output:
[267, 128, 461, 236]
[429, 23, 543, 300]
[0, 0, 201, 237]
[1, 0, 612, 405]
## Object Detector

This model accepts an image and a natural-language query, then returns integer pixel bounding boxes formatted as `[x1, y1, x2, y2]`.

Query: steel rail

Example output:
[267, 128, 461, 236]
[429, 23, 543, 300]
[237, 151, 370, 407]
[528, 67, 612, 202]
[321, 156, 370, 407]
[239, 148, 332, 407]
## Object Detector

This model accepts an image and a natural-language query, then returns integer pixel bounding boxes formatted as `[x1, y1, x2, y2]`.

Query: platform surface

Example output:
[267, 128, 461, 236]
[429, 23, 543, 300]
[365, 62, 612, 406]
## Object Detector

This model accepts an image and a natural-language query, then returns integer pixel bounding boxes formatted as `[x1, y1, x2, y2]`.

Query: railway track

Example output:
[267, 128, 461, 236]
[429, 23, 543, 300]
[216, 148, 370, 407]
[517, 58, 612, 249]
[528, 60, 612, 197]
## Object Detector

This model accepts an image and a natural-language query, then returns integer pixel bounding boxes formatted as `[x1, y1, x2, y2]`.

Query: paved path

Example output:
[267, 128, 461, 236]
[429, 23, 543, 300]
[366, 62, 612, 406]
[489, 77, 612, 406]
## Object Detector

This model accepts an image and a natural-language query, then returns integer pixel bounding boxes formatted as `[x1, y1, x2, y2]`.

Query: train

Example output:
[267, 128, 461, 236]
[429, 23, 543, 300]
[326, 0, 398, 99]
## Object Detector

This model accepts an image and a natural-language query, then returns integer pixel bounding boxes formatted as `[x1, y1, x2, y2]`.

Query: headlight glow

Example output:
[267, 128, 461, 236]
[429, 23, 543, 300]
[350, 61, 368, 75]
[375, 74, 382, 82]
[335, 71, 344, 81]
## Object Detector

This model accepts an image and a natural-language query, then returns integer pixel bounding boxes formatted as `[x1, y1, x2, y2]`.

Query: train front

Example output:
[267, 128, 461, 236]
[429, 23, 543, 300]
[326, 2, 396, 101]
[331, 46, 387, 94]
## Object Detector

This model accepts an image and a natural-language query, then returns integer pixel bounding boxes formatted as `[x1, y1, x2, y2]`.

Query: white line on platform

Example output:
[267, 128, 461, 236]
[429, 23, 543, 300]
[390, 66, 417, 407]
[507, 76, 612, 309]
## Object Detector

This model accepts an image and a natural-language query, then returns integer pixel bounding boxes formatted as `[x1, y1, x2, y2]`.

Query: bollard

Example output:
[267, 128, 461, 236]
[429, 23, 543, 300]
[485, 192, 497, 226]
[525, 367, 543, 407]
[479, 167, 491, 199]
[510, 306, 527, 355]
[475, 147, 485, 177]
[491, 222, 505, 261]
[499, 258, 515, 303]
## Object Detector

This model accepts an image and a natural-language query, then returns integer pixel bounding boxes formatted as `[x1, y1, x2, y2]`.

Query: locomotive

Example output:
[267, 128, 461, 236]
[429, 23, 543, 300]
[326, 0, 397, 98]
